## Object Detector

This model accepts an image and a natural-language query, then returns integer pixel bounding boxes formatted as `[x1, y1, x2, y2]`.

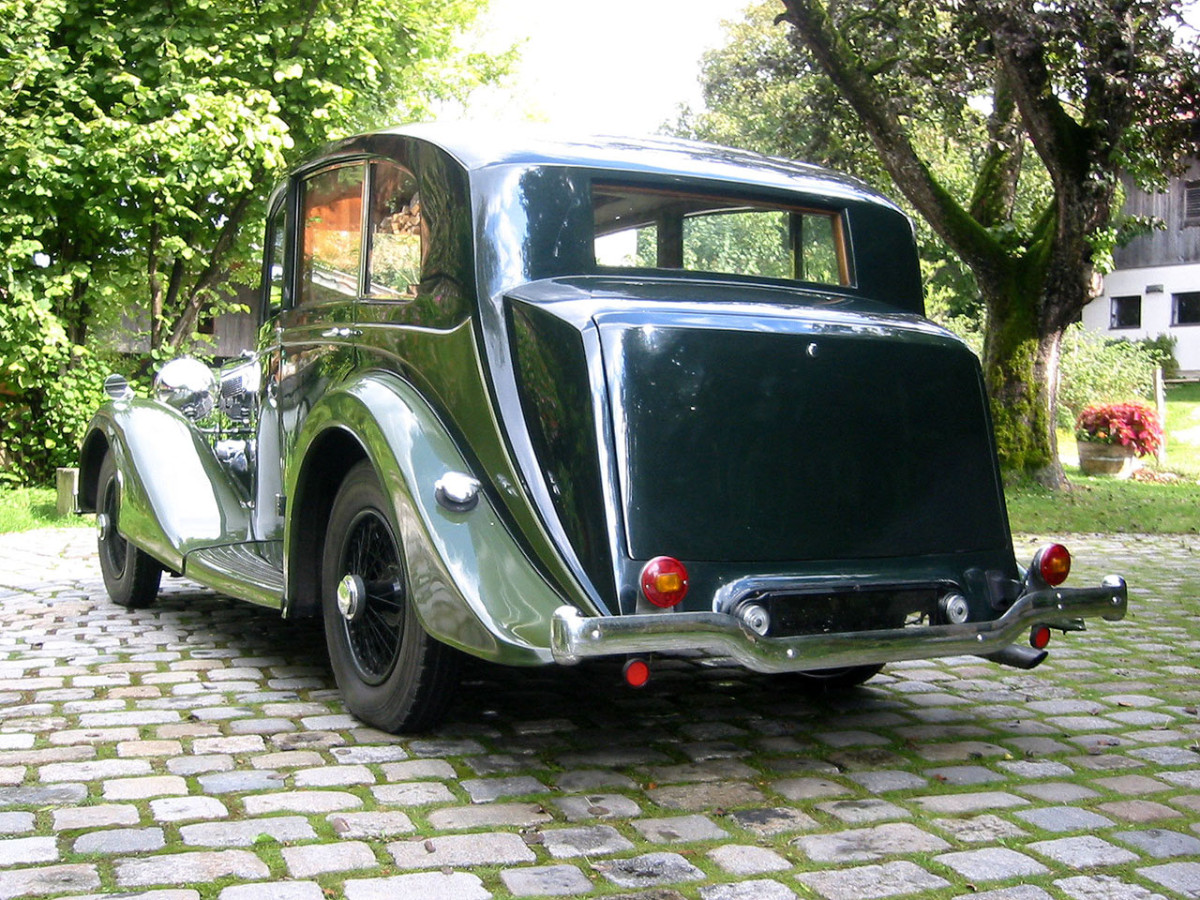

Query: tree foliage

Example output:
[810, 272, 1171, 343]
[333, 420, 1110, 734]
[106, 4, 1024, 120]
[675, 2, 994, 323]
[684, 0, 1199, 486]
[0, 0, 501, 483]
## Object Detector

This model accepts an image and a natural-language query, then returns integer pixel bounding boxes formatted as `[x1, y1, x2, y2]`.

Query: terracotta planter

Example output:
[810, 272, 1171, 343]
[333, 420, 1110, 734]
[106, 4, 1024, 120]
[1077, 440, 1140, 478]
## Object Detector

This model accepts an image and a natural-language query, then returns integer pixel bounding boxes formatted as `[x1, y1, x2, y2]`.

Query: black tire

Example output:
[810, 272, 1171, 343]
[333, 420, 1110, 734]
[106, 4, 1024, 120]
[96, 450, 162, 608]
[321, 460, 459, 733]
[787, 663, 884, 691]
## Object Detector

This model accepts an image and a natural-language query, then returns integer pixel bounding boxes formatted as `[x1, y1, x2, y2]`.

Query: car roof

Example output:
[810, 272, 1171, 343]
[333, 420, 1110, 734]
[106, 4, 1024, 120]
[361, 123, 895, 210]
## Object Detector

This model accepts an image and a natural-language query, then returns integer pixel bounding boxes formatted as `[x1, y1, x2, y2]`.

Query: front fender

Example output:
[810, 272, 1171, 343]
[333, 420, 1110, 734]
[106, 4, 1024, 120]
[80, 401, 251, 571]
[286, 373, 567, 665]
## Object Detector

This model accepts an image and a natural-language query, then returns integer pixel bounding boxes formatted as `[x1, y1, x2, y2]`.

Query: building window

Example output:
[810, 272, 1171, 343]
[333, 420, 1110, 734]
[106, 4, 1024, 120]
[1173, 291, 1200, 326]
[1186, 180, 1200, 225]
[1110, 295, 1141, 329]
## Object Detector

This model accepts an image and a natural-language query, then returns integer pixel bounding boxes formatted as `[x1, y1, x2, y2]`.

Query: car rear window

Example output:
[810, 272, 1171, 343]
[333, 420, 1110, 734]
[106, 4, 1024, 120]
[592, 183, 852, 287]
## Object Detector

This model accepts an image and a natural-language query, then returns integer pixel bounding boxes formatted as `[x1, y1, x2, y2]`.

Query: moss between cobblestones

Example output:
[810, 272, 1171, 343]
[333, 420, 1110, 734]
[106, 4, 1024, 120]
[248, 837, 288, 880]
[200, 875, 254, 900]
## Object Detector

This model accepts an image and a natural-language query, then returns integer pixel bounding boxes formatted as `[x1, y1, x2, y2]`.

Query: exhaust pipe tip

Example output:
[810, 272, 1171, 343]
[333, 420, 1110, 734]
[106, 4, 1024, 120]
[980, 643, 1048, 671]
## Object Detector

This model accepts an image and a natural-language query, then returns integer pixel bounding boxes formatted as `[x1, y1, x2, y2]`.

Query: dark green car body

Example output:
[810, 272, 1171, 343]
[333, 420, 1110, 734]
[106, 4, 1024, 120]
[78, 126, 1126, 732]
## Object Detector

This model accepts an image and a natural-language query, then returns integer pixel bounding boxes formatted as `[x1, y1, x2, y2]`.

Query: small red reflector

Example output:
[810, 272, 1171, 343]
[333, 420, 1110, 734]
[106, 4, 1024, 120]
[623, 658, 650, 688]
[1030, 625, 1052, 650]
[640, 556, 689, 608]
[1038, 544, 1071, 587]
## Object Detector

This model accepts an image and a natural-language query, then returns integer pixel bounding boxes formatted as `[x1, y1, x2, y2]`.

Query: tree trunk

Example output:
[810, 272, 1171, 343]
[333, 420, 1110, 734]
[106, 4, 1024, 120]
[981, 285, 1067, 489]
[166, 185, 258, 351]
[979, 243, 1075, 489]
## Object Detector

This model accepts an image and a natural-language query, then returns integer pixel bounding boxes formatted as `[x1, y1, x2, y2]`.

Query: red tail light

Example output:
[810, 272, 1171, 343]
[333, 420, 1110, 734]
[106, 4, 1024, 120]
[640, 556, 689, 608]
[623, 658, 650, 688]
[1035, 544, 1071, 587]
[1030, 624, 1052, 649]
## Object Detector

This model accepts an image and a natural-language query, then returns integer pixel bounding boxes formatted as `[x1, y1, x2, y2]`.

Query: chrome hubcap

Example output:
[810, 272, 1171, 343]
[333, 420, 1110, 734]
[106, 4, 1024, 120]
[96, 513, 112, 542]
[337, 574, 365, 622]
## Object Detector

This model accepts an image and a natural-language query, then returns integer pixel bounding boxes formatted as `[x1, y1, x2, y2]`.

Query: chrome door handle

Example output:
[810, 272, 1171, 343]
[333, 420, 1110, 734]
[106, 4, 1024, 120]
[321, 327, 362, 338]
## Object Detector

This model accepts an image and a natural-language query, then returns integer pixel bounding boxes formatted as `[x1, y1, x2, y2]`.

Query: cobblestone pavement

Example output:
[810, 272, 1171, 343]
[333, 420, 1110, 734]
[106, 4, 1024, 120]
[0, 529, 1198, 900]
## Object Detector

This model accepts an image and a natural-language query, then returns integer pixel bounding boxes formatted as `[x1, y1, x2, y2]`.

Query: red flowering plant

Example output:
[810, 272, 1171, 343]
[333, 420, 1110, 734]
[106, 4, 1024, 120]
[1075, 402, 1163, 458]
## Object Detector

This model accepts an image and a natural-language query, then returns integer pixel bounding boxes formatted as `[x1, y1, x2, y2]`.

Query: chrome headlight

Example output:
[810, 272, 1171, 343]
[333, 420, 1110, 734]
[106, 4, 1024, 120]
[154, 357, 217, 422]
[102, 374, 133, 401]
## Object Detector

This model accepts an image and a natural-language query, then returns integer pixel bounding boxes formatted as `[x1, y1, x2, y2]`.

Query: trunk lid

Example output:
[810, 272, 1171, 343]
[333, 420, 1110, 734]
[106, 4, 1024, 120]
[597, 308, 1009, 564]
[506, 277, 1014, 616]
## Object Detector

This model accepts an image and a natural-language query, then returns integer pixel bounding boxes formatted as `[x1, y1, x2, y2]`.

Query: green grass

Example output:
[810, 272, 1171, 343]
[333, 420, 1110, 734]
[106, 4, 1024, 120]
[1006, 469, 1200, 534]
[0, 486, 82, 533]
[1162, 381, 1200, 476]
[1005, 380, 1200, 535]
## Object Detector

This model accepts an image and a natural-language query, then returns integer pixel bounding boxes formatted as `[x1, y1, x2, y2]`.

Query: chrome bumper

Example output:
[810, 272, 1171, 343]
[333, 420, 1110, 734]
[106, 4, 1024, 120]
[550, 576, 1127, 673]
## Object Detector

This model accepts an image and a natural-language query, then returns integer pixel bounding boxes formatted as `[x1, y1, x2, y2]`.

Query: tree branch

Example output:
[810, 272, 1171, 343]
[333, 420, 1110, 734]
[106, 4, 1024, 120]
[167, 181, 260, 349]
[777, 0, 1002, 275]
[968, 66, 1024, 229]
[970, 2, 1088, 196]
[147, 215, 164, 351]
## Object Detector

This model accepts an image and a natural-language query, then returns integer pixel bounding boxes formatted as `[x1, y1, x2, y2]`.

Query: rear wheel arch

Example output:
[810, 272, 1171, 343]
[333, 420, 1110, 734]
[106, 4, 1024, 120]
[285, 427, 368, 618]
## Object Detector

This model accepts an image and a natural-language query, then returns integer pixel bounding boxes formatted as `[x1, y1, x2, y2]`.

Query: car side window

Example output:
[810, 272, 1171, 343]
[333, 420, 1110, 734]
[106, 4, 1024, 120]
[265, 201, 286, 319]
[367, 161, 423, 298]
[299, 163, 365, 306]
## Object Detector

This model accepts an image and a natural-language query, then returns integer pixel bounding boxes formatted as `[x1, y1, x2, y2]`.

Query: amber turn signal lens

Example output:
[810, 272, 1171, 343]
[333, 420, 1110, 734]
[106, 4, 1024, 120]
[640, 556, 689, 608]
[1036, 544, 1071, 587]
[1030, 624, 1052, 650]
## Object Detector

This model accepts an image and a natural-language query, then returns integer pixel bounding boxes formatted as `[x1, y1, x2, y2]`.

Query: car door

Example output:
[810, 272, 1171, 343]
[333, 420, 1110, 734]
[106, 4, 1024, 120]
[251, 195, 288, 546]
[264, 161, 365, 538]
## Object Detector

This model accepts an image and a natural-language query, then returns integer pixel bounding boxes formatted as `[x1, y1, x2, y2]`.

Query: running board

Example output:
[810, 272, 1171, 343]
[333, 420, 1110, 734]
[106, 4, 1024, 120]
[185, 543, 284, 609]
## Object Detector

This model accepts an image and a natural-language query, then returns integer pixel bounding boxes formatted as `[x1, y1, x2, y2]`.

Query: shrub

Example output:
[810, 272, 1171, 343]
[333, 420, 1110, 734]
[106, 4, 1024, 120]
[0, 355, 108, 486]
[1075, 402, 1163, 457]
[1057, 323, 1158, 428]
[1137, 333, 1179, 380]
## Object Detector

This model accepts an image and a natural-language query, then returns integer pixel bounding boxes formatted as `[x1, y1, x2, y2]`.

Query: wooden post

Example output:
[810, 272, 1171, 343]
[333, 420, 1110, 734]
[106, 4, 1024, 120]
[1154, 366, 1167, 465]
[56, 467, 79, 517]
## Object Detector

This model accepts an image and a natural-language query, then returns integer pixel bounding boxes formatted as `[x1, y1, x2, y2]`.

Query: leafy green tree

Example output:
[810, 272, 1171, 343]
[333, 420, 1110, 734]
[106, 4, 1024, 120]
[686, 0, 1199, 486]
[675, 3, 991, 328]
[0, 0, 501, 483]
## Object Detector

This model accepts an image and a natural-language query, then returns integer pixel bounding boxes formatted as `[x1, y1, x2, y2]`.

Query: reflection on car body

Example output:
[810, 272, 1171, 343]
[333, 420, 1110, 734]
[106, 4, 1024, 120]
[78, 125, 1128, 733]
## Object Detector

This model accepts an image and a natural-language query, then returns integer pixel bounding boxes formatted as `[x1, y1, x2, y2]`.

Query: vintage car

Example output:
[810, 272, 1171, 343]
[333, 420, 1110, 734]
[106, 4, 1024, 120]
[77, 125, 1128, 733]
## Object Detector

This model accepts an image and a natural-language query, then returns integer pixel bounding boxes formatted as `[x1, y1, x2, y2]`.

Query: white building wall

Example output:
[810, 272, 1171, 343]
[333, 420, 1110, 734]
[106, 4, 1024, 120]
[1083, 261, 1200, 371]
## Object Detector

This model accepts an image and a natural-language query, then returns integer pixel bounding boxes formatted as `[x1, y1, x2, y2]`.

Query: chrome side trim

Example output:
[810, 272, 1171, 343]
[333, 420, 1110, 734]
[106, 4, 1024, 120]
[551, 576, 1127, 672]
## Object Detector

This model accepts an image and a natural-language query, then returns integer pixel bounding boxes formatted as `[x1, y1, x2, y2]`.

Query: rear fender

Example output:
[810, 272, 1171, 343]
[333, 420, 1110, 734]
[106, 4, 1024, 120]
[79, 401, 251, 571]
[286, 373, 564, 665]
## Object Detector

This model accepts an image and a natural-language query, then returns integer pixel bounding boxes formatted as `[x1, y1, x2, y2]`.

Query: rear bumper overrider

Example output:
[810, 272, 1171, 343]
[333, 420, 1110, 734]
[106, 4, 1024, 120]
[550, 576, 1127, 673]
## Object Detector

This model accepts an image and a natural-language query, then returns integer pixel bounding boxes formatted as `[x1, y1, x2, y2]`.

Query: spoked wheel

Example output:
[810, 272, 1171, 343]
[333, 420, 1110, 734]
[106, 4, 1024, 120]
[335, 510, 405, 685]
[785, 663, 884, 691]
[322, 461, 459, 733]
[96, 450, 162, 608]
